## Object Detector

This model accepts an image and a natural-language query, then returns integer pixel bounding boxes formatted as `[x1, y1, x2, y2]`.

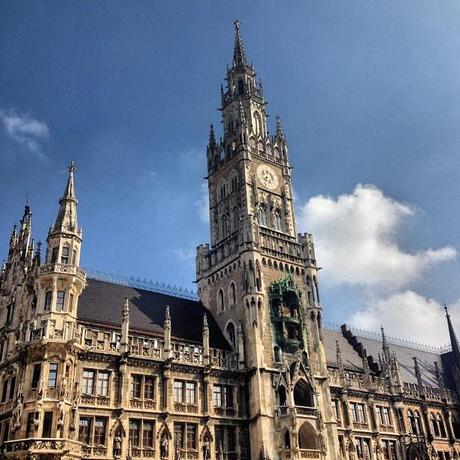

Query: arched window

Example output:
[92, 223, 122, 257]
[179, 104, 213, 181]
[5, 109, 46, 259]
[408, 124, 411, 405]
[230, 282, 236, 306]
[431, 413, 440, 437]
[274, 346, 282, 363]
[218, 182, 227, 201]
[437, 414, 447, 438]
[258, 205, 267, 226]
[273, 209, 282, 231]
[226, 323, 236, 347]
[414, 411, 423, 434]
[293, 380, 314, 407]
[221, 215, 230, 238]
[408, 410, 417, 434]
[253, 112, 262, 136]
[284, 430, 290, 449]
[238, 78, 244, 95]
[298, 422, 318, 450]
[231, 174, 238, 192]
[278, 386, 287, 407]
[232, 207, 239, 232]
[218, 290, 225, 312]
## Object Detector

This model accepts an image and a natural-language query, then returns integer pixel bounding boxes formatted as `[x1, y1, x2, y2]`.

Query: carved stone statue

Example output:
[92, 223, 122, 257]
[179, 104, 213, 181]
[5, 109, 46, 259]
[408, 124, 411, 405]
[113, 432, 122, 457]
[11, 393, 23, 430]
[57, 398, 65, 427]
[203, 437, 211, 459]
[160, 434, 169, 459]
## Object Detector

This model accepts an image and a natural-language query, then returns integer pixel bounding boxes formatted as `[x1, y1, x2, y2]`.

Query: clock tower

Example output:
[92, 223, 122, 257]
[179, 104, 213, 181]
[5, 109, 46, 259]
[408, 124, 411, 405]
[196, 21, 340, 460]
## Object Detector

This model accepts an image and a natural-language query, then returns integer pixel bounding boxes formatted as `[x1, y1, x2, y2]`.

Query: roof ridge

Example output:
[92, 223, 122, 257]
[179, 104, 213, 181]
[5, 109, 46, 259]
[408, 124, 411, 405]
[323, 320, 449, 354]
[84, 268, 199, 301]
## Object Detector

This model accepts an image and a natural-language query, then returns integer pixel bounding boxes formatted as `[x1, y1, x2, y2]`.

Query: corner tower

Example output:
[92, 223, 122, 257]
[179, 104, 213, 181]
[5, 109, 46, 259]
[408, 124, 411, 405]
[196, 22, 340, 460]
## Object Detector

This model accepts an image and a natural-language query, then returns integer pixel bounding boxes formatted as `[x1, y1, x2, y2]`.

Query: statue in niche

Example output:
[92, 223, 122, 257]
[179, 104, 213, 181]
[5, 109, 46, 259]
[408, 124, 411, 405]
[160, 434, 169, 459]
[203, 436, 211, 459]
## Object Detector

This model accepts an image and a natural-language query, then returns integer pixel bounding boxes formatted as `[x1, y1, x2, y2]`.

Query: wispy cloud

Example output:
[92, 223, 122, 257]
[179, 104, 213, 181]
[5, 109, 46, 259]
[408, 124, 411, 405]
[0, 108, 49, 159]
[195, 182, 209, 224]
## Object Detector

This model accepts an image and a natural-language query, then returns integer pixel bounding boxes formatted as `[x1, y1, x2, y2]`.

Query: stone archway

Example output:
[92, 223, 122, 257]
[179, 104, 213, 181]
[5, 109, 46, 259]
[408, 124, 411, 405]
[298, 422, 318, 450]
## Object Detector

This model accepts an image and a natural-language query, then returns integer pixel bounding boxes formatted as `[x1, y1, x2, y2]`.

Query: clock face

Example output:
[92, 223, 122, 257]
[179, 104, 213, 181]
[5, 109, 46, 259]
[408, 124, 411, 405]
[257, 164, 279, 190]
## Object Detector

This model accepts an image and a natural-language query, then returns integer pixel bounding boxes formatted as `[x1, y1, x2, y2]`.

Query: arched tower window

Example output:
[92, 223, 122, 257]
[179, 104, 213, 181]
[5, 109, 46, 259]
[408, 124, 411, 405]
[232, 207, 239, 232]
[226, 322, 236, 347]
[231, 173, 239, 192]
[253, 112, 262, 136]
[293, 380, 314, 408]
[221, 215, 230, 238]
[273, 209, 282, 231]
[230, 282, 236, 306]
[258, 204, 267, 226]
[218, 289, 225, 312]
[238, 78, 244, 95]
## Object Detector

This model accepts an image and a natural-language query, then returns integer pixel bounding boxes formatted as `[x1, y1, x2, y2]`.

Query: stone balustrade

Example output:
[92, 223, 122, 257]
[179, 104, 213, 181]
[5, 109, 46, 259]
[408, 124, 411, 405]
[39, 263, 86, 282]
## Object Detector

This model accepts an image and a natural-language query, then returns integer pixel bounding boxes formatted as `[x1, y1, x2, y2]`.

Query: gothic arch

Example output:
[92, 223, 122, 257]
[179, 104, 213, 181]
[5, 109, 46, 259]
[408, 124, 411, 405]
[293, 379, 314, 407]
[225, 321, 236, 348]
[217, 179, 228, 202]
[218, 289, 225, 312]
[298, 422, 318, 450]
[228, 282, 237, 307]
[253, 111, 262, 136]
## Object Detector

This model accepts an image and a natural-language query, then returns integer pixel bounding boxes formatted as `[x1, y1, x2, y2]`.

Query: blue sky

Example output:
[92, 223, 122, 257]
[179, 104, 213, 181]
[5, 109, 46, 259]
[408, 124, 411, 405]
[1, 1, 460, 344]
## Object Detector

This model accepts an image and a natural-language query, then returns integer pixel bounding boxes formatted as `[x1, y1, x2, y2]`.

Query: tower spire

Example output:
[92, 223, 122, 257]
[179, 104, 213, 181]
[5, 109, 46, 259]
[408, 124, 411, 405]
[445, 303, 460, 363]
[232, 20, 248, 68]
[52, 161, 79, 234]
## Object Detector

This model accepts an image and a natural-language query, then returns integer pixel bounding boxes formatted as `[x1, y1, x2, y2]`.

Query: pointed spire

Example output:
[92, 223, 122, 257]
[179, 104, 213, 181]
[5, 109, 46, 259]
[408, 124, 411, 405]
[208, 124, 216, 148]
[232, 20, 248, 68]
[336, 340, 344, 373]
[203, 314, 210, 366]
[53, 161, 79, 234]
[413, 357, 425, 398]
[381, 326, 391, 362]
[121, 298, 130, 353]
[164, 305, 172, 359]
[445, 303, 460, 365]
[9, 224, 18, 248]
[275, 116, 284, 139]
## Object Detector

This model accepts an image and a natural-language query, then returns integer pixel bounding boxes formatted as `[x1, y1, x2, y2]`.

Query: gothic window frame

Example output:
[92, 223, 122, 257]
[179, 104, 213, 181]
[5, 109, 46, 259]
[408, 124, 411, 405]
[258, 204, 268, 227]
[218, 289, 225, 312]
[225, 321, 236, 347]
[273, 208, 283, 232]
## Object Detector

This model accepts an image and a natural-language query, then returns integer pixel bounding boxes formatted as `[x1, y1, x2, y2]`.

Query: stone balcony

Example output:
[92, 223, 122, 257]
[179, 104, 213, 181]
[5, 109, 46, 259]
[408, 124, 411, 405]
[3, 438, 83, 458]
[39, 263, 86, 282]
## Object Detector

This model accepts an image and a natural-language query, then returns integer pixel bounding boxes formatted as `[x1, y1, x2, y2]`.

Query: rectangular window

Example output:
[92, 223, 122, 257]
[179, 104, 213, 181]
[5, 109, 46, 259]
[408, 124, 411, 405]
[31, 364, 41, 389]
[185, 382, 196, 405]
[380, 406, 391, 426]
[174, 381, 184, 403]
[97, 371, 109, 397]
[129, 419, 141, 448]
[131, 375, 142, 399]
[61, 246, 70, 264]
[333, 400, 340, 420]
[357, 404, 367, 423]
[215, 426, 236, 453]
[186, 424, 196, 450]
[350, 403, 358, 422]
[69, 294, 74, 313]
[82, 370, 95, 395]
[213, 385, 223, 408]
[48, 363, 58, 388]
[56, 291, 65, 311]
[174, 423, 184, 450]
[9, 376, 15, 400]
[143, 420, 154, 448]
[51, 247, 58, 263]
[26, 412, 35, 438]
[42, 411, 53, 438]
[144, 376, 154, 400]
[94, 418, 107, 446]
[225, 385, 234, 408]
[1, 381, 8, 402]
[79, 417, 91, 444]
[44, 291, 52, 311]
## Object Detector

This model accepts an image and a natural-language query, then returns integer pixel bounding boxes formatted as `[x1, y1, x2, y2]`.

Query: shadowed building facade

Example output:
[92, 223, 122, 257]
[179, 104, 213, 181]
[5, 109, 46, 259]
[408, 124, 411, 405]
[1, 21, 460, 460]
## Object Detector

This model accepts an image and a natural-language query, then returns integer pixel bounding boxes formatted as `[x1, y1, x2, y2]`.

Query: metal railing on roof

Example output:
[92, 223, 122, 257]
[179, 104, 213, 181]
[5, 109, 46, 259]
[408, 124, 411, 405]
[83, 268, 199, 301]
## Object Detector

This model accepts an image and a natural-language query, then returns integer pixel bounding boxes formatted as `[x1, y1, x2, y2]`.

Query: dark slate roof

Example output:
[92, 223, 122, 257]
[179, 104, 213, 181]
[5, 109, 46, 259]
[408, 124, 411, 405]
[78, 279, 231, 350]
[323, 328, 448, 388]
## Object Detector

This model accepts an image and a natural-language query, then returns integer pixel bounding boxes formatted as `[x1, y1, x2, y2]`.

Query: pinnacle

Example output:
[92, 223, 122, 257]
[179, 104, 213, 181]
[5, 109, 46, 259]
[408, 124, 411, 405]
[232, 19, 248, 68]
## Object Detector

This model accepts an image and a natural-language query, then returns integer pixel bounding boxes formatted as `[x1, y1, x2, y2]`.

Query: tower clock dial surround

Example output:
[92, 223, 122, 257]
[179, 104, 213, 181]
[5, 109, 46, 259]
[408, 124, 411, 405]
[256, 164, 279, 190]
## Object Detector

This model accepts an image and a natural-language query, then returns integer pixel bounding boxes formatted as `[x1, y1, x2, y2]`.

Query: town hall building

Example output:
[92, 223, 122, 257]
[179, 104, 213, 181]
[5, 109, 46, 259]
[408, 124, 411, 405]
[1, 21, 460, 460]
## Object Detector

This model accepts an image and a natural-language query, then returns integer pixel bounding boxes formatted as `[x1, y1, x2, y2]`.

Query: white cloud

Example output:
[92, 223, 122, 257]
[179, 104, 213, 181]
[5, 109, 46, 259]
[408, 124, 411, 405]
[350, 290, 460, 346]
[196, 182, 209, 224]
[0, 108, 49, 158]
[298, 184, 456, 288]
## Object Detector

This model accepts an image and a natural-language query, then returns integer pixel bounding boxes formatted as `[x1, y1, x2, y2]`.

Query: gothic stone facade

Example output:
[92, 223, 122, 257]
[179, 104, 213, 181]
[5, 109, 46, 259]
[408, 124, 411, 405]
[1, 21, 460, 460]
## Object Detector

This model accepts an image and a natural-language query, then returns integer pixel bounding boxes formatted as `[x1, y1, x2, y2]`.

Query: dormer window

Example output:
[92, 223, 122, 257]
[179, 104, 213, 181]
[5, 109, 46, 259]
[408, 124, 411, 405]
[61, 246, 70, 264]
